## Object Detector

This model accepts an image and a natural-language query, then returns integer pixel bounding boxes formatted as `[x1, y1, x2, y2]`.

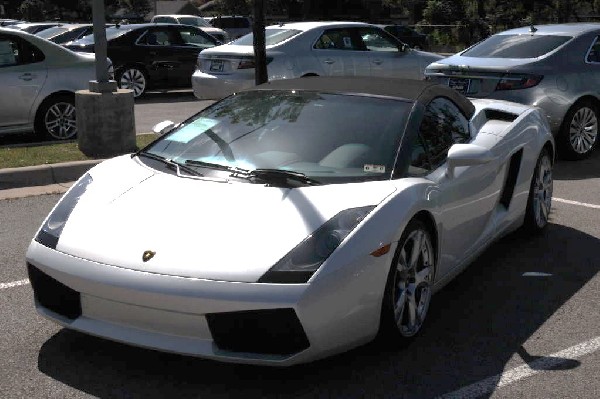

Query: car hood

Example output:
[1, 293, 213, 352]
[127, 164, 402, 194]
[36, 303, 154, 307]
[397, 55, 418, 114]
[57, 155, 396, 283]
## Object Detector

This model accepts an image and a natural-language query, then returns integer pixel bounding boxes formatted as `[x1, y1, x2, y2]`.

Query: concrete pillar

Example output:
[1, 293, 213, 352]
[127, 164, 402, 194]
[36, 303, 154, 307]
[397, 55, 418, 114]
[76, 89, 137, 158]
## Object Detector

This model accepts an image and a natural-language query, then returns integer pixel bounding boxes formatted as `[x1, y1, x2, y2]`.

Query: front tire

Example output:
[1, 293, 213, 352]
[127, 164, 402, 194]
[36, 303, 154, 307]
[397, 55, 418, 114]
[523, 148, 553, 232]
[34, 94, 77, 141]
[558, 100, 599, 160]
[117, 67, 147, 98]
[379, 219, 435, 341]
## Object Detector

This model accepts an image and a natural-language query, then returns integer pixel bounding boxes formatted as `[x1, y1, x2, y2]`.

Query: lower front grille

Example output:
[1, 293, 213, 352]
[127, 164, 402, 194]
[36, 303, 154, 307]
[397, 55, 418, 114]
[206, 308, 310, 355]
[27, 263, 81, 320]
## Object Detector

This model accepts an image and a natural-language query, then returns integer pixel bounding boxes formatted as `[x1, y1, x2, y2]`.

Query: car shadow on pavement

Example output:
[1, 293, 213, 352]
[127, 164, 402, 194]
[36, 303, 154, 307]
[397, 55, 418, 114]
[135, 90, 199, 105]
[37, 222, 599, 399]
[554, 149, 600, 180]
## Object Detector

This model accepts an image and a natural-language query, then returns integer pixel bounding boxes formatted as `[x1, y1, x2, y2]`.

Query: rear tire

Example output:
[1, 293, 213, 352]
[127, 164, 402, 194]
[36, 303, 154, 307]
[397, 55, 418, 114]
[523, 148, 553, 232]
[558, 100, 599, 160]
[379, 219, 435, 344]
[34, 94, 77, 141]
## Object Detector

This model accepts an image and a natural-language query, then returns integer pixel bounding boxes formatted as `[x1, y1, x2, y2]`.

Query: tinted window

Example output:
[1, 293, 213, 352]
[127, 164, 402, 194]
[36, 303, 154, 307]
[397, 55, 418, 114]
[37, 26, 69, 39]
[586, 36, 600, 63]
[75, 26, 133, 44]
[0, 35, 44, 67]
[138, 28, 179, 46]
[153, 17, 176, 24]
[146, 91, 411, 184]
[314, 28, 364, 50]
[417, 97, 470, 169]
[233, 28, 301, 46]
[462, 34, 571, 58]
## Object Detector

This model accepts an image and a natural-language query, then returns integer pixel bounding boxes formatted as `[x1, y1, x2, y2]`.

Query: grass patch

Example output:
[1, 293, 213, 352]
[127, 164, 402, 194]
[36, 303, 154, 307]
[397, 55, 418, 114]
[0, 134, 157, 169]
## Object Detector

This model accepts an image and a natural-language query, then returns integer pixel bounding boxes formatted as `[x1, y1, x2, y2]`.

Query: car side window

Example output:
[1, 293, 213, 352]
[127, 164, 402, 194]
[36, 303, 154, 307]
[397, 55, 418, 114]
[416, 97, 471, 170]
[359, 28, 400, 52]
[586, 36, 600, 63]
[139, 28, 176, 46]
[0, 35, 44, 67]
[154, 17, 176, 24]
[314, 28, 364, 51]
[178, 27, 215, 48]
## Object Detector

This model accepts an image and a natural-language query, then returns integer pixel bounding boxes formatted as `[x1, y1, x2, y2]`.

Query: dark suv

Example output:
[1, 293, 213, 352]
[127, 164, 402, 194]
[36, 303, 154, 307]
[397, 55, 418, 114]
[65, 23, 219, 97]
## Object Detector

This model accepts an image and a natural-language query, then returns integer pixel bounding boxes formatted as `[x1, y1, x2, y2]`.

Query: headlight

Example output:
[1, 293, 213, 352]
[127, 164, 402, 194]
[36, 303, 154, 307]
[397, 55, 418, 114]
[35, 174, 93, 249]
[258, 206, 375, 284]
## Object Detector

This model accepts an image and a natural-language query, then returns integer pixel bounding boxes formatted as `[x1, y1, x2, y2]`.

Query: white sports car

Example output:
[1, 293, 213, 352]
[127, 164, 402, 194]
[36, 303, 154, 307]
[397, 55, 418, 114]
[26, 77, 554, 366]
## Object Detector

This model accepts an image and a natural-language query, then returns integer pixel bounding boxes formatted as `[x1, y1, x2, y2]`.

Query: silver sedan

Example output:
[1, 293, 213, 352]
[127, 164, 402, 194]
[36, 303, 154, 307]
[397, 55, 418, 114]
[426, 23, 600, 160]
[0, 27, 108, 140]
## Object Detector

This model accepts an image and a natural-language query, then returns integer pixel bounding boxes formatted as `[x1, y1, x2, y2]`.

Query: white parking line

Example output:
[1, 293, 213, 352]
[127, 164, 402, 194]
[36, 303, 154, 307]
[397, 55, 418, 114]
[0, 279, 30, 290]
[438, 336, 600, 398]
[554, 197, 600, 209]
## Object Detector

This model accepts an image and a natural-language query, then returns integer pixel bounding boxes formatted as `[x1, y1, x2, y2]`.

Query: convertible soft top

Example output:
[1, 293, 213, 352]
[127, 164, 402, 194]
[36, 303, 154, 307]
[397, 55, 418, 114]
[251, 76, 476, 119]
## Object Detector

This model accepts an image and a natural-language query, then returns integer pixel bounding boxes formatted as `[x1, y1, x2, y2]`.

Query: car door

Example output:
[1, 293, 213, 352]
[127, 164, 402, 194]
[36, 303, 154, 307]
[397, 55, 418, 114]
[0, 33, 47, 128]
[312, 28, 370, 77]
[169, 26, 217, 86]
[408, 98, 499, 276]
[358, 27, 421, 79]
[135, 27, 180, 87]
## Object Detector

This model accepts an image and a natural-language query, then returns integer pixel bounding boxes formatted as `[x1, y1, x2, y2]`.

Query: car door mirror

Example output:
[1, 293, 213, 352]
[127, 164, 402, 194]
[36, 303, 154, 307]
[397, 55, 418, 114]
[446, 143, 494, 177]
[152, 120, 176, 136]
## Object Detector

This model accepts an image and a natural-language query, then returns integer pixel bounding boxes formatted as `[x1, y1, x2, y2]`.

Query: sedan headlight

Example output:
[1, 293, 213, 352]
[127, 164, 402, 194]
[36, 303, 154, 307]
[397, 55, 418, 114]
[35, 174, 93, 249]
[258, 206, 375, 284]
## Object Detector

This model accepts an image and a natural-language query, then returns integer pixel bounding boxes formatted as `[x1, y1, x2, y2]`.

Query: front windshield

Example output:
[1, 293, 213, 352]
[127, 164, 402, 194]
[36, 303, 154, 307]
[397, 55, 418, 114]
[178, 16, 211, 28]
[145, 90, 411, 184]
[232, 28, 301, 46]
[461, 34, 571, 58]
[37, 26, 69, 38]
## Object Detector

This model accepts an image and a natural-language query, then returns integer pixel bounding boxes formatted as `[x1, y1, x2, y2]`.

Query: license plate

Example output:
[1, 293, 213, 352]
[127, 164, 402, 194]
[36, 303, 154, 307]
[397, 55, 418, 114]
[210, 60, 224, 72]
[448, 77, 471, 94]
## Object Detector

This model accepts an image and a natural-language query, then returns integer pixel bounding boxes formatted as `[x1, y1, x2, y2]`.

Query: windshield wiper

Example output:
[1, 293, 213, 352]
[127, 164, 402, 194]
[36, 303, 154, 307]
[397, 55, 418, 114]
[136, 151, 204, 178]
[244, 168, 322, 187]
[185, 159, 250, 174]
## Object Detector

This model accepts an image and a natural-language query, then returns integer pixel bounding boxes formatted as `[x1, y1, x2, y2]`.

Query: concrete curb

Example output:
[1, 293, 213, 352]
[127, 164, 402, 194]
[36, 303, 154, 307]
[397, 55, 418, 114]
[0, 159, 104, 190]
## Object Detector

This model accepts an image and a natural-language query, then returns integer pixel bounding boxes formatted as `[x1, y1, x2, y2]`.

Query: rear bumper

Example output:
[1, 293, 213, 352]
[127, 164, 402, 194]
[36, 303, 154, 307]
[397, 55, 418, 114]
[191, 70, 254, 100]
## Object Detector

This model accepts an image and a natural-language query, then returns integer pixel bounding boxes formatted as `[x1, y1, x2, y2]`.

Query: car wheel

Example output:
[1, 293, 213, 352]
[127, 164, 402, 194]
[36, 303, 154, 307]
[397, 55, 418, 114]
[524, 148, 553, 232]
[380, 219, 435, 341]
[34, 94, 77, 141]
[117, 67, 147, 98]
[558, 100, 599, 160]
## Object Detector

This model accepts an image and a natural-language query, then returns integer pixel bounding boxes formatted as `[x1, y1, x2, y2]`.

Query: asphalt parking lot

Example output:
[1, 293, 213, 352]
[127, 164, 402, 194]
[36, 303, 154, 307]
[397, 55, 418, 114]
[0, 92, 599, 398]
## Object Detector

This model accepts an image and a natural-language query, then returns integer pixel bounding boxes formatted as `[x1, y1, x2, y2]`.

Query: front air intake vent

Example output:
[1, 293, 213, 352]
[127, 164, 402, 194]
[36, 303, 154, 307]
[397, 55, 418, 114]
[485, 109, 517, 122]
[206, 308, 310, 355]
[27, 263, 81, 320]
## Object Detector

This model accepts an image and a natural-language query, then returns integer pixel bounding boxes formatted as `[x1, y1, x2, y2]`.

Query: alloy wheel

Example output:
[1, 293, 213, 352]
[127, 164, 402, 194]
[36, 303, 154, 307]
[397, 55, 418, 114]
[119, 68, 146, 97]
[533, 154, 553, 228]
[44, 102, 77, 140]
[569, 106, 598, 154]
[393, 228, 434, 337]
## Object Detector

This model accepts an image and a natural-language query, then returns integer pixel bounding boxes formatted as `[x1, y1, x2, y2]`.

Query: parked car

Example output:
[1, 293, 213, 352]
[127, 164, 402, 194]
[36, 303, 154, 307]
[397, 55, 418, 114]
[9, 22, 62, 34]
[150, 14, 229, 43]
[36, 23, 94, 45]
[192, 21, 443, 100]
[205, 15, 252, 39]
[378, 24, 429, 50]
[0, 19, 25, 27]
[425, 23, 600, 160]
[0, 27, 112, 140]
[27, 77, 554, 366]
[65, 23, 219, 98]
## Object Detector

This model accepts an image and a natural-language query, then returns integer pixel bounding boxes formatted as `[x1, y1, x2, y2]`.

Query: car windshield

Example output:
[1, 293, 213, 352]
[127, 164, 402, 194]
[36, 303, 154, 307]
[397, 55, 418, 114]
[461, 34, 572, 58]
[37, 26, 69, 38]
[232, 28, 301, 46]
[144, 90, 411, 184]
[177, 16, 212, 28]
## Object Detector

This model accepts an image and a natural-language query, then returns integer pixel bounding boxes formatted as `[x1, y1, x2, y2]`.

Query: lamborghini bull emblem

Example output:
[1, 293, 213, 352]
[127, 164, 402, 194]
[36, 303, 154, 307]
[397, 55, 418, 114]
[142, 250, 156, 262]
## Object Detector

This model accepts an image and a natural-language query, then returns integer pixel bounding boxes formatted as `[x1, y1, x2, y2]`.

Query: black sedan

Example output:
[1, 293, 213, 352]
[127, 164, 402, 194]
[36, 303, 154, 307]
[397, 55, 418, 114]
[65, 23, 219, 97]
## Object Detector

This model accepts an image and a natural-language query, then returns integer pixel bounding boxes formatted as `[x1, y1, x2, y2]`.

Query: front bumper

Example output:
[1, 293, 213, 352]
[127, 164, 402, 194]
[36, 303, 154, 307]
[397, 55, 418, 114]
[191, 70, 255, 100]
[26, 240, 382, 366]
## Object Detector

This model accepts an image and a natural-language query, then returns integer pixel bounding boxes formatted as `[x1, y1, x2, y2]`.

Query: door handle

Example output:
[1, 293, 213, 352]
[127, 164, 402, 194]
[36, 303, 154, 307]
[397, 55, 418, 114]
[19, 73, 35, 81]
[372, 59, 383, 65]
[324, 59, 335, 64]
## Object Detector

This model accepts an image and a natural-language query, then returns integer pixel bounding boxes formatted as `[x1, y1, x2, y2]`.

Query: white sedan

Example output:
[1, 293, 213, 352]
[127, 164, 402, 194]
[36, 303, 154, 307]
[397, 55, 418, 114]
[27, 77, 554, 366]
[0, 27, 111, 140]
[192, 21, 443, 99]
